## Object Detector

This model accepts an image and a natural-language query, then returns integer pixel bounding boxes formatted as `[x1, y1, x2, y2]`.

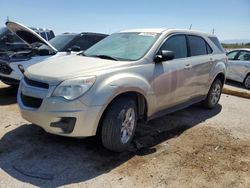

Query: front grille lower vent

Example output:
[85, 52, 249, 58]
[21, 93, 43, 108]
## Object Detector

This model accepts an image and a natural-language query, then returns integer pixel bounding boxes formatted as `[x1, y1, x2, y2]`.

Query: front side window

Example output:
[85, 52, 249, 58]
[237, 51, 250, 61]
[159, 35, 188, 59]
[188, 35, 207, 56]
[227, 51, 239, 60]
[84, 32, 160, 61]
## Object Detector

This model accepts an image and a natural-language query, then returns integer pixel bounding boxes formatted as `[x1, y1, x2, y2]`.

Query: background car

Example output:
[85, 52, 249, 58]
[226, 49, 250, 89]
[0, 21, 108, 86]
[0, 26, 54, 55]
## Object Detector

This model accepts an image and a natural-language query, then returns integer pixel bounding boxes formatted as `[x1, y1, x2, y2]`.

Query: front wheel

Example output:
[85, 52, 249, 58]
[243, 74, 250, 89]
[202, 79, 222, 109]
[101, 97, 137, 152]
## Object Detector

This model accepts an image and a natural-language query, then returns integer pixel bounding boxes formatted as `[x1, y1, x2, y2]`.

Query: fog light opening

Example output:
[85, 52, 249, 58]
[50, 117, 76, 133]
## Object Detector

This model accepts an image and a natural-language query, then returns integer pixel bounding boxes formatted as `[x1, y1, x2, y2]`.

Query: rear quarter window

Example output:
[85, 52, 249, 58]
[208, 37, 224, 53]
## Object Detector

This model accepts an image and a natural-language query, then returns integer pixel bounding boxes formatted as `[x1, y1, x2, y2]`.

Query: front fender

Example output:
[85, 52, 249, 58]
[80, 73, 155, 113]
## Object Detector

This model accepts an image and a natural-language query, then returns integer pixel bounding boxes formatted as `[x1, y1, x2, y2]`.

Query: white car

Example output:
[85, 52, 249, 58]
[0, 21, 107, 86]
[226, 49, 250, 89]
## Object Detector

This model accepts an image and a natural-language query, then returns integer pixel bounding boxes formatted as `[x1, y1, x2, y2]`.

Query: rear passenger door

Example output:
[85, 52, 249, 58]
[187, 35, 213, 97]
[153, 34, 195, 110]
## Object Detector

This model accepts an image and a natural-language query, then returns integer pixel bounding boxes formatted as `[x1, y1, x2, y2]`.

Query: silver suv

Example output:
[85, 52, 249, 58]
[18, 29, 227, 152]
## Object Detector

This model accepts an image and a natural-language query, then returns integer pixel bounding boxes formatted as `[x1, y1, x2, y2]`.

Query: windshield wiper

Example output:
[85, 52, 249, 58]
[89, 54, 118, 61]
[95, 55, 118, 61]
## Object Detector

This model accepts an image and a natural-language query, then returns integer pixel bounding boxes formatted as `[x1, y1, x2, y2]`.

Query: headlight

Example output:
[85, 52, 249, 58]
[52, 76, 96, 100]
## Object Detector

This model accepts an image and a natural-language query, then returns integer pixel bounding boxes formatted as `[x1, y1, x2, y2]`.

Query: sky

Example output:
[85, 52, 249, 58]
[0, 0, 249, 40]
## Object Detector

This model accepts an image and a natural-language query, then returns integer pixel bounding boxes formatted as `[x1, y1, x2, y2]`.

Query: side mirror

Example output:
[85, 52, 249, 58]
[154, 50, 175, 63]
[68, 45, 81, 52]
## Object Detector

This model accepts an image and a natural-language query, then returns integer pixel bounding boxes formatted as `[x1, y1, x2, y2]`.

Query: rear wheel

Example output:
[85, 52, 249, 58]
[243, 74, 250, 89]
[202, 79, 222, 109]
[101, 97, 137, 152]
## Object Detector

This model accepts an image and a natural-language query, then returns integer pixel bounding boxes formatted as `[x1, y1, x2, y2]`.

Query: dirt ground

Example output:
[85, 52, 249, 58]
[0, 82, 249, 188]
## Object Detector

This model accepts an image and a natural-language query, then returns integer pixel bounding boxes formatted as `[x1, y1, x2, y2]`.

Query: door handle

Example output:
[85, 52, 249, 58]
[184, 64, 193, 70]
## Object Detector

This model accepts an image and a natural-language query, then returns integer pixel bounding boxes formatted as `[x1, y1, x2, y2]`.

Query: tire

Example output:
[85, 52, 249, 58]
[202, 79, 222, 109]
[101, 97, 137, 152]
[243, 74, 250, 89]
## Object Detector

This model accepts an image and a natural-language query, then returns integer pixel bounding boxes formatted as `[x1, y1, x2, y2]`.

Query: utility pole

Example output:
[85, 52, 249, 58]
[212, 28, 215, 35]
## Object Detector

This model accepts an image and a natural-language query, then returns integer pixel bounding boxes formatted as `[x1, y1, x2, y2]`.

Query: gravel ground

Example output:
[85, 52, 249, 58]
[0, 82, 249, 188]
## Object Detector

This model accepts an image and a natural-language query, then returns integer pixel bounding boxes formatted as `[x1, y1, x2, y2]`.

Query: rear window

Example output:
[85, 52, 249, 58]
[188, 35, 208, 56]
[208, 37, 224, 53]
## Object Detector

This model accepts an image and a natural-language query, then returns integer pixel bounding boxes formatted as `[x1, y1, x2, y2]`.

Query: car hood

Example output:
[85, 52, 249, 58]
[25, 55, 131, 84]
[5, 21, 57, 53]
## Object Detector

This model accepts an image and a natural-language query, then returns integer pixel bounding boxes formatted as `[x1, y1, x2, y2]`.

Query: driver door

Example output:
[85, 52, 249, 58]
[153, 34, 195, 112]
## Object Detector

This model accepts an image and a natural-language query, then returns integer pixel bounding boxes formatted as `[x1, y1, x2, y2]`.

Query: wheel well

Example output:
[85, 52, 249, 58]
[245, 72, 250, 80]
[96, 92, 148, 136]
[108, 92, 147, 119]
[214, 73, 225, 86]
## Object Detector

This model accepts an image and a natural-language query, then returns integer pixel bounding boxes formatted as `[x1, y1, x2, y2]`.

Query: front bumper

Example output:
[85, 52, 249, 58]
[18, 85, 104, 137]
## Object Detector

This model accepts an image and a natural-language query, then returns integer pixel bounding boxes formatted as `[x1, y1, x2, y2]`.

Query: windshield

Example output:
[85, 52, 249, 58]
[84, 32, 160, 61]
[39, 34, 76, 52]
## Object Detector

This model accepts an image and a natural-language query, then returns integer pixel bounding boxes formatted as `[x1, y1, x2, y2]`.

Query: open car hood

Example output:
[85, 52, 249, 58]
[5, 21, 57, 53]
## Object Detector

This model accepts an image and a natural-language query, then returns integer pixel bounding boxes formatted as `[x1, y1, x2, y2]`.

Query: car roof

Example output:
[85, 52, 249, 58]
[120, 28, 217, 37]
[228, 48, 250, 52]
[61, 32, 108, 37]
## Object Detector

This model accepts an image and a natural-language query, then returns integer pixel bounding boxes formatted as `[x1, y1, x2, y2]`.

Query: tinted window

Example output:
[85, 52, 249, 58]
[48, 31, 55, 40]
[188, 35, 207, 56]
[209, 37, 224, 52]
[237, 51, 250, 61]
[159, 35, 187, 59]
[227, 51, 239, 60]
[40, 32, 47, 40]
[73, 36, 101, 51]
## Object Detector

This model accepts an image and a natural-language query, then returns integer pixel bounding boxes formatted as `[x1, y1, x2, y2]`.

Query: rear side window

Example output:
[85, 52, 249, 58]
[209, 37, 224, 52]
[159, 35, 187, 59]
[237, 51, 250, 61]
[188, 35, 208, 56]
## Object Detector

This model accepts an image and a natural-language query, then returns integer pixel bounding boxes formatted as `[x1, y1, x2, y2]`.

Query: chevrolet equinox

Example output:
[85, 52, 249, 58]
[18, 29, 227, 152]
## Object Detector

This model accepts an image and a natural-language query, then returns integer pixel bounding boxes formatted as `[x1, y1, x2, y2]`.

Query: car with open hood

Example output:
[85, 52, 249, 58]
[0, 26, 54, 55]
[0, 21, 108, 86]
[18, 28, 227, 152]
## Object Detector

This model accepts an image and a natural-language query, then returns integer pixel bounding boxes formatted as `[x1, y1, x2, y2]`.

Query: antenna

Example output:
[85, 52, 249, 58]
[189, 24, 192, 30]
